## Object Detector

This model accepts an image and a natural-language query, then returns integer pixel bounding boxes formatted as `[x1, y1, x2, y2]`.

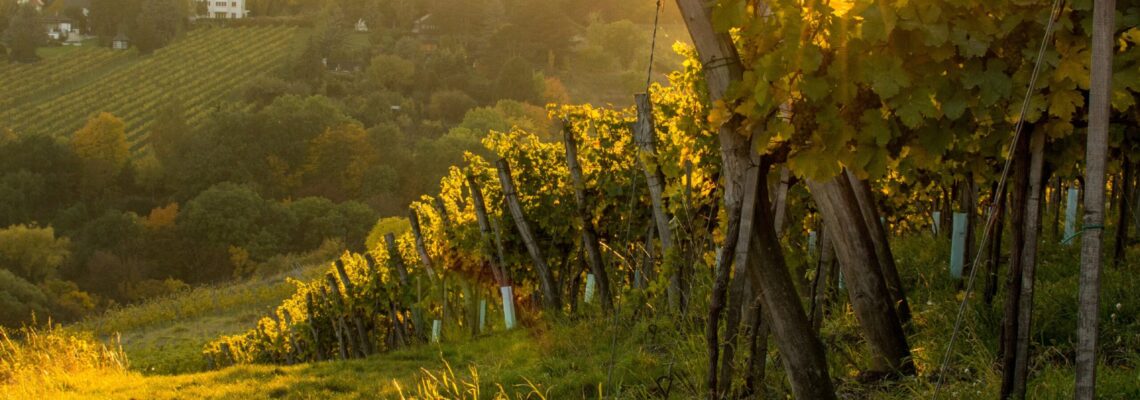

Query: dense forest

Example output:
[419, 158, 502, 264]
[1, 0, 1139, 399]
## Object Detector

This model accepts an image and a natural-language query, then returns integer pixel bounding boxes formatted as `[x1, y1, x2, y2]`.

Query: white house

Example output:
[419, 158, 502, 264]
[203, 0, 246, 19]
[41, 16, 73, 40]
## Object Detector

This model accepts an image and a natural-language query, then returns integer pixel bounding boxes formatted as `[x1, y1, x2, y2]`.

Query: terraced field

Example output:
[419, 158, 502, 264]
[0, 26, 302, 151]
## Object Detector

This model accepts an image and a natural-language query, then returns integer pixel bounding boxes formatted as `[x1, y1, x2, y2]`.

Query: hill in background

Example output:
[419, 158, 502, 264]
[0, 26, 303, 152]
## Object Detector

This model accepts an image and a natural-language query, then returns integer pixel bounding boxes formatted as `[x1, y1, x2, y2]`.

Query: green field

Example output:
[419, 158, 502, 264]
[0, 26, 302, 151]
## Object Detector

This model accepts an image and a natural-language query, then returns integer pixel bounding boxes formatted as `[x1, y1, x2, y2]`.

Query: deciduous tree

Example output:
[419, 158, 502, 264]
[2, 4, 45, 63]
[71, 113, 129, 198]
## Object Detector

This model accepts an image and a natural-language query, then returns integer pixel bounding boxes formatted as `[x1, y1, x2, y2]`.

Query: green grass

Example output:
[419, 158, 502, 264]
[36, 45, 85, 59]
[3, 229, 1136, 399]
[75, 264, 327, 375]
[9, 318, 674, 399]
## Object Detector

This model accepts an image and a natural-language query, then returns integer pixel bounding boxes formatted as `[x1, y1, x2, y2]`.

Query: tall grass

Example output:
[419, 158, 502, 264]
[397, 360, 555, 400]
[0, 323, 130, 398]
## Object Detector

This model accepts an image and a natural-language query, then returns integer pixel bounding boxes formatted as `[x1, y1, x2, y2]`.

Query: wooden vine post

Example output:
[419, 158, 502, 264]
[1000, 131, 1031, 399]
[844, 170, 912, 324]
[560, 120, 614, 312]
[432, 197, 454, 328]
[808, 175, 914, 375]
[408, 210, 438, 281]
[983, 183, 1007, 305]
[496, 158, 560, 311]
[672, 0, 837, 398]
[633, 93, 683, 311]
[334, 260, 372, 357]
[304, 292, 322, 362]
[772, 167, 792, 233]
[466, 173, 517, 329]
[1012, 129, 1046, 397]
[323, 275, 350, 360]
[719, 156, 762, 395]
[1077, 0, 1114, 397]
[386, 233, 425, 342]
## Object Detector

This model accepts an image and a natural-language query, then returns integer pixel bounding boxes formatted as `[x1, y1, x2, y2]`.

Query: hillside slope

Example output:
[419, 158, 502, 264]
[0, 27, 302, 151]
[2, 235, 1137, 399]
[73, 264, 327, 375]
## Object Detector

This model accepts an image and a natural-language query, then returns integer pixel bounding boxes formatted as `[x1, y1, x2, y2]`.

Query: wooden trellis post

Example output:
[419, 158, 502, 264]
[560, 120, 614, 311]
[497, 158, 560, 310]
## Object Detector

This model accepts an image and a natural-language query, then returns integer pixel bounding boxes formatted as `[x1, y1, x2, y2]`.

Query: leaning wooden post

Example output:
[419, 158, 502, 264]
[845, 170, 912, 324]
[496, 158, 560, 310]
[434, 197, 452, 230]
[334, 260, 372, 357]
[408, 209, 438, 281]
[810, 227, 835, 333]
[808, 175, 914, 374]
[431, 197, 453, 326]
[467, 174, 508, 284]
[633, 93, 681, 310]
[1077, 0, 1114, 397]
[305, 292, 323, 362]
[561, 120, 614, 312]
[467, 173, 516, 329]
[718, 160, 762, 395]
[386, 233, 425, 342]
[385, 234, 410, 284]
[772, 167, 792, 233]
[492, 218, 517, 329]
[322, 277, 349, 360]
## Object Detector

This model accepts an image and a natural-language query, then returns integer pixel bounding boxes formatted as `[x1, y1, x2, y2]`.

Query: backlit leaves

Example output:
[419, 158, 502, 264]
[1048, 89, 1084, 120]
[864, 55, 910, 99]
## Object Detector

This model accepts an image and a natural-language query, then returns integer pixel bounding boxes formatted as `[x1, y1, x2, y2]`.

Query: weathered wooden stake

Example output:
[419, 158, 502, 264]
[1077, 0, 1114, 396]
[497, 158, 560, 310]
[322, 280, 348, 360]
[305, 292, 322, 362]
[1012, 128, 1047, 397]
[467, 173, 508, 285]
[561, 121, 614, 311]
[408, 209, 438, 281]
[386, 233, 424, 342]
[634, 93, 683, 311]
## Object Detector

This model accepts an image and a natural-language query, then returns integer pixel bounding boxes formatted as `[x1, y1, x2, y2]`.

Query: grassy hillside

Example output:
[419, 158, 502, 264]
[2, 233, 1135, 399]
[72, 264, 328, 375]
[0, 26, 302, 151]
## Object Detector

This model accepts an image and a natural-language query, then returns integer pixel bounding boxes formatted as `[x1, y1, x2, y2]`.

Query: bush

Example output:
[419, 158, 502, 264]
[0, 269, 49, 327]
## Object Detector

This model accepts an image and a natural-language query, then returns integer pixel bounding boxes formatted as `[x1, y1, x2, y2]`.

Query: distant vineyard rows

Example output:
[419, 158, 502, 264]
[0, 27, 300, 152]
